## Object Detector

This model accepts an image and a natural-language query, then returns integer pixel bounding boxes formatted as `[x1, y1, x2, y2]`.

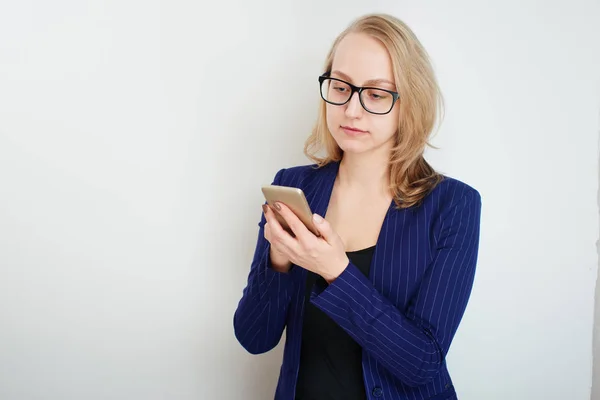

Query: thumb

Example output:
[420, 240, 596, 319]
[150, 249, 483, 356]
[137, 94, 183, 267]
[312, 214, 336, 243]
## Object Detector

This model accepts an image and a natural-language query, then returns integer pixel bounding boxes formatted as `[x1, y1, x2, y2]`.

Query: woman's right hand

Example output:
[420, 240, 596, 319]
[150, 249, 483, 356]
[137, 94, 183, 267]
[262, 204, 292, 273]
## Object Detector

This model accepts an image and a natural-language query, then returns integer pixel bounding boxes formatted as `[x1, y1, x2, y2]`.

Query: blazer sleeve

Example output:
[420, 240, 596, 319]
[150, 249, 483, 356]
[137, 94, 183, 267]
[233, 168, 295, 355]
[310, 187, 482, 387]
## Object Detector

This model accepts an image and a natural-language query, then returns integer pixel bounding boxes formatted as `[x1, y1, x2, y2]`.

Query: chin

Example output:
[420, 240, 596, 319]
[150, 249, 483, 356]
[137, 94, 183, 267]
[337, 140, 372, 154]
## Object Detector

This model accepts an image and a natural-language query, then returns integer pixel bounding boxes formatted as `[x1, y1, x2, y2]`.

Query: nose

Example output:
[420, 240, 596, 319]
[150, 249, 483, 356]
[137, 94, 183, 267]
[344, 92, 363, 118]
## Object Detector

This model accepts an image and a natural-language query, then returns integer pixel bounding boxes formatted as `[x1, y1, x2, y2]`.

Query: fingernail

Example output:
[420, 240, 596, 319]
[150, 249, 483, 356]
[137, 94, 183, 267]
[274, 202, 281, 211]
[313, 214, 323, 224]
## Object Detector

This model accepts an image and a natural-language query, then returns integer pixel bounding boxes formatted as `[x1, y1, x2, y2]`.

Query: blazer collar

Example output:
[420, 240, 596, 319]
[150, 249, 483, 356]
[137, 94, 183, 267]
[308, 160, 339, 219]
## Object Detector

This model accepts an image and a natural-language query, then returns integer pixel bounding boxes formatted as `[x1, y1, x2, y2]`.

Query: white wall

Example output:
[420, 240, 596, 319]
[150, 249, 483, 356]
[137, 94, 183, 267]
[594, 116, 600, 399]
[0, 1, 598, 399]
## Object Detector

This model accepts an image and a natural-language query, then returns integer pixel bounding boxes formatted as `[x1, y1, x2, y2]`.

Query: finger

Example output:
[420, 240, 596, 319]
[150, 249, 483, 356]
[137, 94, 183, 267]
[263, 210, 288, 254]
[264, 203, 297, 249]
[263, 203, 283, 232]
[263, 221, 272, 242]
[262, 204, 273, 224]
[311, 213, 337, 245]
[262, 205, 276, 241]
[264, 203, 294, 238]
[273, 202, 312, 241]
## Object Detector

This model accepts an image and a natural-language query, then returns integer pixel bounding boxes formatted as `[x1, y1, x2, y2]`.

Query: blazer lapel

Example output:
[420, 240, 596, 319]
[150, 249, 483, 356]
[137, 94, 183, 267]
[302, 161, 339, 219]
[369, 199, 397, 289]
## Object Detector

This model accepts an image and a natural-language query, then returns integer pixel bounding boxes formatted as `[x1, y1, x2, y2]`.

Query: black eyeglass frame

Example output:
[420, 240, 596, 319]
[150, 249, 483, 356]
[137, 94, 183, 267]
[318, 73, 400, 115]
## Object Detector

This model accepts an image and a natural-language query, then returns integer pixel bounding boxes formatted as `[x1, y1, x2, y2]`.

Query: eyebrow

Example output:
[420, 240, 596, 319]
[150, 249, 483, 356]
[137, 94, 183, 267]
[330, 70, 396, 88]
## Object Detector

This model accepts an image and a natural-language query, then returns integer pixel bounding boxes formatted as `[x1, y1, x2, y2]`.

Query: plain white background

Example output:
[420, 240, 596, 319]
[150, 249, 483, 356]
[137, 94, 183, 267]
[1, 1, 599, 399]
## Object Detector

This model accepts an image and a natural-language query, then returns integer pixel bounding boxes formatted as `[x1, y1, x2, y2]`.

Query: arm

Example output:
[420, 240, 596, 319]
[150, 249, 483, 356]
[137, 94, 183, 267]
[233, 168, 295, 354]
[310, 187, 482, 386]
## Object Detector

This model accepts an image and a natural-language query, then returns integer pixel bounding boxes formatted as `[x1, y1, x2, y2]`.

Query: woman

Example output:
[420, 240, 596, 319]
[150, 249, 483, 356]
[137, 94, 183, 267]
[234, 13, 482, 400]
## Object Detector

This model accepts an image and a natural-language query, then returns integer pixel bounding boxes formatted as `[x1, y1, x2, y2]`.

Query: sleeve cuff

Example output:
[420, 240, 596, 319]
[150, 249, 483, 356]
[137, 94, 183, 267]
[310, 261, 369, 307]
[263, 243, 294, 281]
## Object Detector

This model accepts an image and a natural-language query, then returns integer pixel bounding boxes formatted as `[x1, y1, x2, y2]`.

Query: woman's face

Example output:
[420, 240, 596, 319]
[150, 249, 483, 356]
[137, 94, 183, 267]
[325, 32, 400, 156]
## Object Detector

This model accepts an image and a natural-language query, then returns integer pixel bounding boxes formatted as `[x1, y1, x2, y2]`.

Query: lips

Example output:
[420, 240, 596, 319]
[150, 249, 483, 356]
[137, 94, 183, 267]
[341, 126, 368, 137]
[341, 125, 367, 133]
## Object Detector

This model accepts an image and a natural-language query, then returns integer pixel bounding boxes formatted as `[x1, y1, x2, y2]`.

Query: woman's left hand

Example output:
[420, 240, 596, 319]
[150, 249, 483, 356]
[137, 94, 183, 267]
[263, 202, 349, 283]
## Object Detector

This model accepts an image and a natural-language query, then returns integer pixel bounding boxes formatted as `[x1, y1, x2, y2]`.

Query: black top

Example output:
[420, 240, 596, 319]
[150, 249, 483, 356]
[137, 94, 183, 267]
[295, 245, 376, 400]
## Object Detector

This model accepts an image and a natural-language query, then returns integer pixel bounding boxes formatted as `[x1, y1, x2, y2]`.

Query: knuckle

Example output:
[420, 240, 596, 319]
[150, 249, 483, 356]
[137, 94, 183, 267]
[303, 240, 314, 251]
[305, 239, 315, 249]
[305, 241, 318, 257]
[273, 233, 284, 245]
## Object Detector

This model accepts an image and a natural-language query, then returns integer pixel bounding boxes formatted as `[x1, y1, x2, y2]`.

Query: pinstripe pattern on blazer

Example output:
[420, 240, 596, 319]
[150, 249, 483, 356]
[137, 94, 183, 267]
[234, 160, 482, 400]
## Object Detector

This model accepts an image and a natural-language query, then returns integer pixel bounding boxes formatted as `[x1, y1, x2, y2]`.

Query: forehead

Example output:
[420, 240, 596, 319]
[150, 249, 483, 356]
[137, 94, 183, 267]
[330, 32, 394, 86]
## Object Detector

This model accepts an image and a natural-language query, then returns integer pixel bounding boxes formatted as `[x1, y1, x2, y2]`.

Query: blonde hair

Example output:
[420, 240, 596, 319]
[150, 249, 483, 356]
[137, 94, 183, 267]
[304, 13, 445, 209]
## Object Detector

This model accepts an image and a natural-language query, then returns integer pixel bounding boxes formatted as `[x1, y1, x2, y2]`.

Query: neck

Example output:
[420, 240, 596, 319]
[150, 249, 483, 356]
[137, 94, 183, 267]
[337, 151, 390, 196]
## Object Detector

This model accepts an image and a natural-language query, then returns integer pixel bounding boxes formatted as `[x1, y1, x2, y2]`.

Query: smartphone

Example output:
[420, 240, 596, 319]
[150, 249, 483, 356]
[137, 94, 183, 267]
[261, 185, 321, 237]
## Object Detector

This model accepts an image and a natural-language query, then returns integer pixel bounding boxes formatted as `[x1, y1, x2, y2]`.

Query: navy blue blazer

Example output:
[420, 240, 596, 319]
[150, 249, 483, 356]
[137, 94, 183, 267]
[233, 160, 482, 400]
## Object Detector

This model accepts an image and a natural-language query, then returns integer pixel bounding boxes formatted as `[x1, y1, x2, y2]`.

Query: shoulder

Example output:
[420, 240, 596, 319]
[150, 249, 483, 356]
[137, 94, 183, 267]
[271, 162, 335, 188]
[411, 175, 482, 230]
[429, 175, 481, 208]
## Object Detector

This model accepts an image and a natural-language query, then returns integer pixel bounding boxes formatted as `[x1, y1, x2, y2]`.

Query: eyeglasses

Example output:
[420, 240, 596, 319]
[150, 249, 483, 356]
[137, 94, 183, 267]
[318, 73, 400, 115]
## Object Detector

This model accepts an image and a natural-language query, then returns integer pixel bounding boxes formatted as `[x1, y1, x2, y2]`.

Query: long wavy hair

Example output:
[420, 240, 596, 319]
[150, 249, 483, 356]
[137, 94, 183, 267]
[304, 13, 445, 209]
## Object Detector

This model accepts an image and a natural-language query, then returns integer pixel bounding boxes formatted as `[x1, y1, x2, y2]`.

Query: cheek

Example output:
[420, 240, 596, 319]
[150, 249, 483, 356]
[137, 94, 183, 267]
[325, 108, 350, 144]
[325, 105, 342, 131]
[371, 114, 399, 143]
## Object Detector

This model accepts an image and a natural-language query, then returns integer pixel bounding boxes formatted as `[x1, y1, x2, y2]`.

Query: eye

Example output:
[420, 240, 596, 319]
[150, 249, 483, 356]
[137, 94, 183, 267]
[370, 92, 388, 100]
